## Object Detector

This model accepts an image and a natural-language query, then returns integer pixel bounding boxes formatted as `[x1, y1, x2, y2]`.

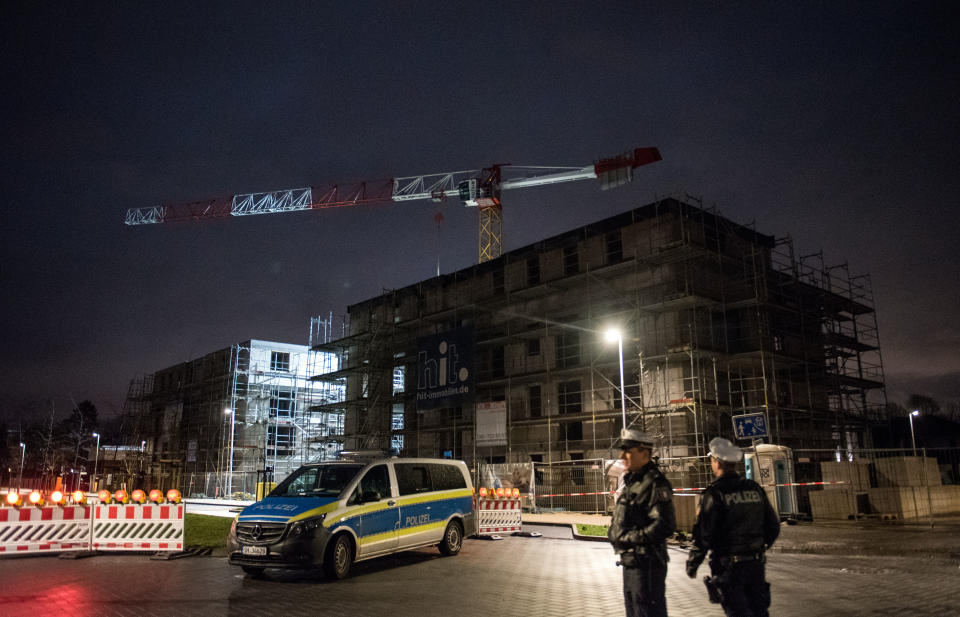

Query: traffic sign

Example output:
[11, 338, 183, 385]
[732, 412, 768, 440]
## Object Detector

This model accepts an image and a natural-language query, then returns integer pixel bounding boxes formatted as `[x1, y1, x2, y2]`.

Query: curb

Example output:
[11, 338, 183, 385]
[526, 520, 608, 542]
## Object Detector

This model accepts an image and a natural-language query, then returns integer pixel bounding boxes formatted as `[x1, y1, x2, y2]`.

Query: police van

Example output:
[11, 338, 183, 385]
[227, 453, 476, 579]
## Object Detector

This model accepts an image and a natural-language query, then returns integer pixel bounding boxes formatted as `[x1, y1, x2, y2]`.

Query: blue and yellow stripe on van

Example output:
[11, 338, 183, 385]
[237, 496, 340, 523]
[324, 488, 473, 546]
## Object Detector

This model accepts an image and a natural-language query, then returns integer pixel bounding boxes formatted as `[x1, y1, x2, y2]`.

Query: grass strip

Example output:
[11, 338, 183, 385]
[576, 523, 609, 537]
[184, 513, 234, 548]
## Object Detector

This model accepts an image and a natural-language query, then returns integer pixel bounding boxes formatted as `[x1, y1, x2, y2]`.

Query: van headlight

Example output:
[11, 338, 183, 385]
[289, 514, 326, 537]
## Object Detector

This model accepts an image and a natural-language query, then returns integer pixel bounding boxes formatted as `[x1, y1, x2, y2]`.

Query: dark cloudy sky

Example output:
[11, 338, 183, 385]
[1, 2, 957, 425]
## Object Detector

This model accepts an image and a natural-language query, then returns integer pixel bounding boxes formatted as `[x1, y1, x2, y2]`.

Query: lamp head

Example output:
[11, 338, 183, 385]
[604, 328, 621, 343]
[224, 408, 233, 415]
[911, 410, 919, 417]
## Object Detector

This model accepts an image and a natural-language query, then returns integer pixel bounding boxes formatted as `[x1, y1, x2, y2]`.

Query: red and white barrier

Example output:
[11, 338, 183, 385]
[476, 498, 522, 535]
[0, 506, 91, 555]
[92, 504, 184, 551]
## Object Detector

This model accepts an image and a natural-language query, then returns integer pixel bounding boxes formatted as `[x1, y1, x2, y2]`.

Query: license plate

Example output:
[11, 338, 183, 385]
[241, 545, 267, 556]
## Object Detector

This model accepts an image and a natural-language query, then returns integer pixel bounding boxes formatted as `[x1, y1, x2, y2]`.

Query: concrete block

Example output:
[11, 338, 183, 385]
[673, 493, 700, 531]
[927, 485, 960, 515]
[809, 489, 855, 520]
[867, 487, 930, 519]
[819, 461, 871, 491]
[875, 457, 941, 488]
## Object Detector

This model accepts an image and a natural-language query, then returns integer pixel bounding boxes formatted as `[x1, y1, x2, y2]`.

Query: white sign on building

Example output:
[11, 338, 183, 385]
[476, 401, 507, 447]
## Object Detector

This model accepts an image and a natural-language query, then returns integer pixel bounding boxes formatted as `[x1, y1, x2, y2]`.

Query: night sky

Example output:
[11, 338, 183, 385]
[2, 2, 958, 425]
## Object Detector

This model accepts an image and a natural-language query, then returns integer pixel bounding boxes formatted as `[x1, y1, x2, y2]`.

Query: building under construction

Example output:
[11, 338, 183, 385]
[123, 336, 344, 497]
[312, 197, 886, 487]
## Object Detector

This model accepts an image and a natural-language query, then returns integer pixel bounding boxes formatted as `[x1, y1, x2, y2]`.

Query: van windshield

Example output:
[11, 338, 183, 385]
[269, 464, 364, 498]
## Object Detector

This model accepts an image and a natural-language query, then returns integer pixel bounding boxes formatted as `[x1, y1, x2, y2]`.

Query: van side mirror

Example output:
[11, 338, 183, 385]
[360, 490, 381, 503]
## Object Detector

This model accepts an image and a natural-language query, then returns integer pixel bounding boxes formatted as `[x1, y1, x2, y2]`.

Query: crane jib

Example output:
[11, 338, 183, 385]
[123, 146, 661, 225]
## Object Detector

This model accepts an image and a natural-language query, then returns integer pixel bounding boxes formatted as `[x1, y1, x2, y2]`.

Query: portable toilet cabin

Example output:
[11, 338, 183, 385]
[744, 444, 798, 517]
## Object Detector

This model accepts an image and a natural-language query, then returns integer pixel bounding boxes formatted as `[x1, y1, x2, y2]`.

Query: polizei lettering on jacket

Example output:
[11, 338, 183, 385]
[723, 490, 763, 506]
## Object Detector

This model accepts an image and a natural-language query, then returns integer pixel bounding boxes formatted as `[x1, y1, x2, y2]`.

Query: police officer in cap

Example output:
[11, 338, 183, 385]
[686, 437, 780, 617]
[608, 428, 676, 617]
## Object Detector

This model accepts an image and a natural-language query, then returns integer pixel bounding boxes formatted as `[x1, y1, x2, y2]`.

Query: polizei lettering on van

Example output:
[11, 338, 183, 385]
[406, 514, 430, 527]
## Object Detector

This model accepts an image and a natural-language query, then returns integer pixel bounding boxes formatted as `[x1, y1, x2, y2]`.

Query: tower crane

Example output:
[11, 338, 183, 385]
[125, 146, 661, 263]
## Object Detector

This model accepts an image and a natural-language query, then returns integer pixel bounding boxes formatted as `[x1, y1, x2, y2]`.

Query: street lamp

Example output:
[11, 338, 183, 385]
[909, 410, 919, 456]
[225, 408, 236, 497]
[18, 442, 25, 490]
[140, 440, 146, 473]
[605, 328, 627, 430]
[91, 432, 101, 492]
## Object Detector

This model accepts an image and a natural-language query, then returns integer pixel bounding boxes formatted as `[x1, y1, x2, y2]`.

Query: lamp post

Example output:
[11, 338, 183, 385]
[225, 408, 236, 497]
[18, 442, 25, 490]
[91, 432, 100, 491]
[909, 410, 919, 456]
[605, 329, 627, 429]
[140, 440, 146, 473]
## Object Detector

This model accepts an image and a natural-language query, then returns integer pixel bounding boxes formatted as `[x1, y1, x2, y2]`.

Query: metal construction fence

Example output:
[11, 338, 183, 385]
[789, 447, 960, 522]
[522, 447, 960, 524]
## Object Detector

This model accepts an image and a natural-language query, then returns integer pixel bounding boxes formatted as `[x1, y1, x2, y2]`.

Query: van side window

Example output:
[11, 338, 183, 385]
[350, 465, 390, 504]
[395, 463, 432, 495]
[429, 464, 466, 491]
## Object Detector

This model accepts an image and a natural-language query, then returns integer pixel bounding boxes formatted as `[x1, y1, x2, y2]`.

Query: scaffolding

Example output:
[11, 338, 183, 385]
[311, 196, 886, 493]
[121, 337, 343, 497]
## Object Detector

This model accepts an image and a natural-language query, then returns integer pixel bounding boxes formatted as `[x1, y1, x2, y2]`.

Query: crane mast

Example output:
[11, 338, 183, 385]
[125, 147, 661, 263]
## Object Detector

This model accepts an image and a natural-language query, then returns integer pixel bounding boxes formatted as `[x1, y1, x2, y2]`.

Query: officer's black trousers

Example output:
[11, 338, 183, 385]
[718, 560, 771, 617]
[622, 557, 667, 617]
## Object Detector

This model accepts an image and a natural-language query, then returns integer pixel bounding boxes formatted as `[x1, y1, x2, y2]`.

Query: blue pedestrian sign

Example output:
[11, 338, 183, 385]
[732, 412, 768, 440]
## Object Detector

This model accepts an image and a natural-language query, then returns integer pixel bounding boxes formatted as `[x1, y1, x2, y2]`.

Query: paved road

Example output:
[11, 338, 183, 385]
[1, 527, 957, 617]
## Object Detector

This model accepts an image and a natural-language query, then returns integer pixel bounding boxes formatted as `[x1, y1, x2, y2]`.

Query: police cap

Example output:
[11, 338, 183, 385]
[619, 428, 655, 450]
[708, 437, 743, 462]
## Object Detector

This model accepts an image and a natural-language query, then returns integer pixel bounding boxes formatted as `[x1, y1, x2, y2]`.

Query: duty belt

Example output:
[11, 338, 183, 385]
[726, 552, 764, 564]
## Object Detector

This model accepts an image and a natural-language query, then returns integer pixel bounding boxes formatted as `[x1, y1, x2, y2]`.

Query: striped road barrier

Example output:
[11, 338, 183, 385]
[0, 505, 92, 555]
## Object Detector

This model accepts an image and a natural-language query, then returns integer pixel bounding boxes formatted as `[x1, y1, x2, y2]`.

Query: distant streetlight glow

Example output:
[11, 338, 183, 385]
[225, 408, 236, 496]
[909, 410, 919, 456]
[18, 442, 25, 490]
[605, 329, 627, 429]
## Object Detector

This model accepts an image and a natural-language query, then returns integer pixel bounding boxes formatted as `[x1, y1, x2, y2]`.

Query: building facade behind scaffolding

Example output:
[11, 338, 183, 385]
[123, 333, 344, 497]
[314, 197, 885, 489]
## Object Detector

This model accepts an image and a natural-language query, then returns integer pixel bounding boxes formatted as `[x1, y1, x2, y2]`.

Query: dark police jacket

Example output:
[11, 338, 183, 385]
[608, 461, 676, 563]
[687, 471, 780, 570]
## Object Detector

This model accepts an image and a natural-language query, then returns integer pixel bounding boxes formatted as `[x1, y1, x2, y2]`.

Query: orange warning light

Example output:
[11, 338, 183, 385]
[495, 487, 504, 498]
[148, 489, 164, 503]
[49, 490, 66, 505]
[28, 490, 44, 506]
[131, 489, 146, 504]
[113, 490, 129, 504]
[72, 490, 86, 504]
[97, 489, 112, 504]
[166, 489, 182, 504]
[478, 487, 488, 498]
[513, 488, 520, 498]
[5, 491, 21, 507]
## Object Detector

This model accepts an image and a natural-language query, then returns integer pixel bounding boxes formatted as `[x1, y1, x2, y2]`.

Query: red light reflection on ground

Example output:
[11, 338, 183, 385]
[44, 582, 92, 608]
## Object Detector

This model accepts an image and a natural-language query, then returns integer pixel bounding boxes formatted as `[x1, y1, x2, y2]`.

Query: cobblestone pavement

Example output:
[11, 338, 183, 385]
[1, 535, 958, 617]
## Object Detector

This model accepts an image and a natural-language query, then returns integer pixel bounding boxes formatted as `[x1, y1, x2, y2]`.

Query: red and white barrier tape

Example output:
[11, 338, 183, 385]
[762, 481, 848, 487]
[537, 481, 849, 498]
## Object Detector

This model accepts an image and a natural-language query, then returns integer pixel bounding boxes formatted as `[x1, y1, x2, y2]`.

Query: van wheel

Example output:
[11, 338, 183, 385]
[438, 520, 463, 556]
[241, 565, 266, 578]
[323, 534, 353, 579]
